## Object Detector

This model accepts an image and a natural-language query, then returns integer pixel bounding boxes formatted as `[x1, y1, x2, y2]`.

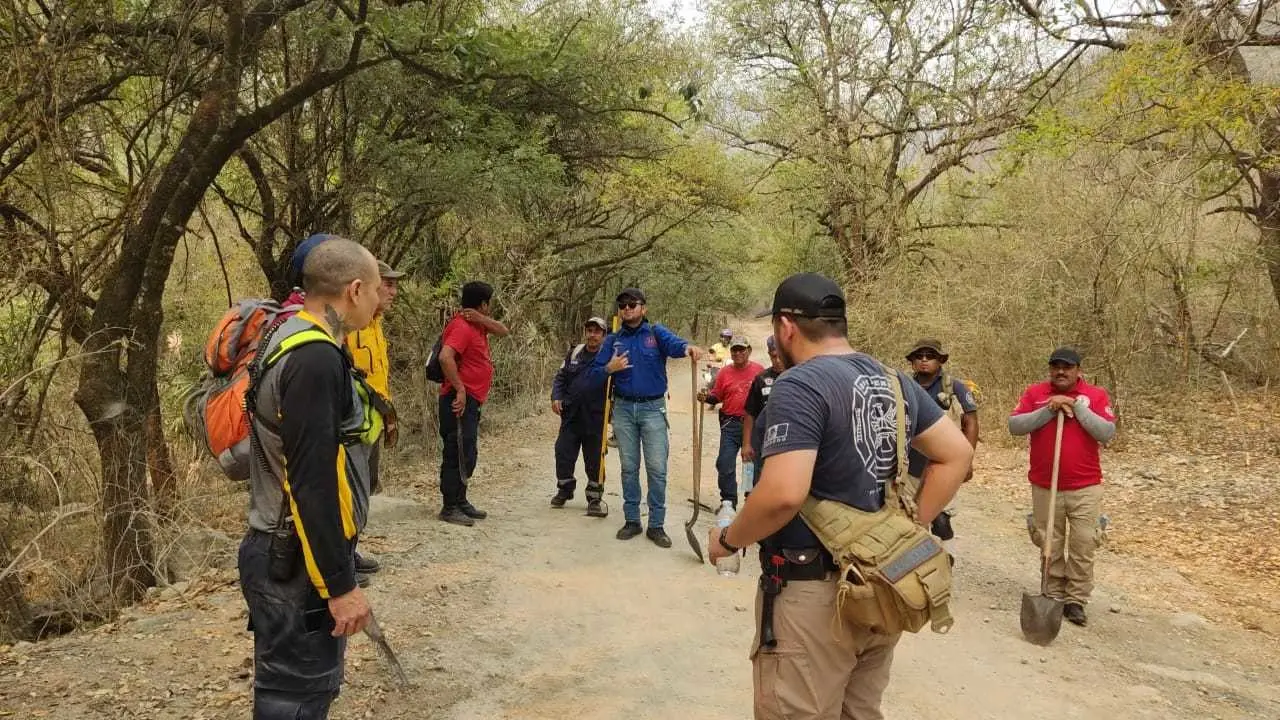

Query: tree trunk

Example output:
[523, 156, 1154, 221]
[146, 399, 178, 518]
[0, 532, 32, 642]
[1258, 167, 1280, 311]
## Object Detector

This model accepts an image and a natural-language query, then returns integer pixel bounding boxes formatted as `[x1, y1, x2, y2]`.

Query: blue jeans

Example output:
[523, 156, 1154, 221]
[715, 416, 743, 507]
[612, 398, 669, 528]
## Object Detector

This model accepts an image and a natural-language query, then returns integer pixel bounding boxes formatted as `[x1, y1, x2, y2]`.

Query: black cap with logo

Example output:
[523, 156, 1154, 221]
[1048, 346, 1082, 366]
[758, 272, 846, 318]
[616, 288, 646, 305]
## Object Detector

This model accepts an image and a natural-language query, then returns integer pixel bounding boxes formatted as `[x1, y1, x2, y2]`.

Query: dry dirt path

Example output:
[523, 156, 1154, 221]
[2, 330, 1279, 719]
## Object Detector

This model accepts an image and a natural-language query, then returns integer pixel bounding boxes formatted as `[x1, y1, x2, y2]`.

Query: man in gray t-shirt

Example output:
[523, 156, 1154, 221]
[706, 273, 973, 720]
[756, 354, 944, 551]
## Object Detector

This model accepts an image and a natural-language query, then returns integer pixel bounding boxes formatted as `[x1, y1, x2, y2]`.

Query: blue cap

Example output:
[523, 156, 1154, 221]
[290, 233, 340, 285]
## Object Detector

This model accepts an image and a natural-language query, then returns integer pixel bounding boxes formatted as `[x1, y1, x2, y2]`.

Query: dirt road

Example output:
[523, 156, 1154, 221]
[2, 339, 1279, 719]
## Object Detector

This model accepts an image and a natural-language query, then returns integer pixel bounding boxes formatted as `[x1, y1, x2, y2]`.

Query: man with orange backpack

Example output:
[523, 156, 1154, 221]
[236, 237, 383, 719]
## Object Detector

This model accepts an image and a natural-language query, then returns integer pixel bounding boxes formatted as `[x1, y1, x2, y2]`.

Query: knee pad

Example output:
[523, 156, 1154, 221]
[931, 512, 955, 541]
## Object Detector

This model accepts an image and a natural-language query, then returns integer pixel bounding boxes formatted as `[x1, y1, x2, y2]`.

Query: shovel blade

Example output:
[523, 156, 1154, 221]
[1020, 592, 1064, 646]
[684, 521, 704, 563]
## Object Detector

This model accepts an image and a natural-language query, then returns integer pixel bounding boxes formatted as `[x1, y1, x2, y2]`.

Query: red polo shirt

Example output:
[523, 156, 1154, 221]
[711, 361, 765, 418]
[1012, 379, 1115, 491]
[439, 314, 494, 404]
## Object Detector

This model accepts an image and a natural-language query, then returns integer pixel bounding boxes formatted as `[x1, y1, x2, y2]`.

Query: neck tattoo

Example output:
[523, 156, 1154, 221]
[323, 304, 348, 338]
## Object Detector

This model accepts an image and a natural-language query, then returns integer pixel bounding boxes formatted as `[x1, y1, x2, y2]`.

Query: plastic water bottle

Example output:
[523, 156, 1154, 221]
[740, 461, 755, 495]
[716, 501, 740, 577]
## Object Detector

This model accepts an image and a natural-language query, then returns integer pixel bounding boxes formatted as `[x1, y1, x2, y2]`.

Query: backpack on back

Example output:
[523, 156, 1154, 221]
[424, 334, 446, 384]
[183, 299, 299, 481]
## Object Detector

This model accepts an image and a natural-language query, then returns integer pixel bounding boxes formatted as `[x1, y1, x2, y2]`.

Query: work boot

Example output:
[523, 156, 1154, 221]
[354, 552, 381, 575]
[551, 489, 573, 508]
[1064, 602, 1087, 626]
[646, 527, 672, 548]
[586, 500, 607, 518]
[439, 506, 475, 527]
[458, 501, 487, 520]
[356, 573, 371, 588]
[616, 521, 642, 540]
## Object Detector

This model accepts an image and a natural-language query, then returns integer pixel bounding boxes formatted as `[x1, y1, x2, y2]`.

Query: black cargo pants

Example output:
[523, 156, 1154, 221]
[238, 531, 347, 719]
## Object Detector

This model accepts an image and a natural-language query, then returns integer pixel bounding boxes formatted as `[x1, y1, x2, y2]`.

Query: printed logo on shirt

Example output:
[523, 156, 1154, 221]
[849, 374, 898, 480]
[763, 422, 790, 448]
[643, 334, 657, 349]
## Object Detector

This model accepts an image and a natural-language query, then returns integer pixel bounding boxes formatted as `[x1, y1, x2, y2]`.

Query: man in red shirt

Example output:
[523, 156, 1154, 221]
[1008, 347, 1116, 627]
[437, 281, 510, 526]
[699, 336, 764, 509]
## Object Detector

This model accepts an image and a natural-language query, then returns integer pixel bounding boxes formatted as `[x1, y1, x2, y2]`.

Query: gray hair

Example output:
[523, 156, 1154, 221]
[301, 237, 377, 298]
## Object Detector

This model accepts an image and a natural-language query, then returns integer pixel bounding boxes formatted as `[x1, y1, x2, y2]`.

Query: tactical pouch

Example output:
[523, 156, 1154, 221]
[801, 498, 954, 634]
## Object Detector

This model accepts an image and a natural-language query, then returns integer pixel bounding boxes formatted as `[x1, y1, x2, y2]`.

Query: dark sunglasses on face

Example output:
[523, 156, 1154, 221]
[909, 352, 939, 361]
[617, 301, 642, 310]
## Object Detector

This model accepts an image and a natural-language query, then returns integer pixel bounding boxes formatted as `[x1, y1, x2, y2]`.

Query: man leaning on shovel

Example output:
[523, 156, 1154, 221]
[1008, 347, 1115, 627]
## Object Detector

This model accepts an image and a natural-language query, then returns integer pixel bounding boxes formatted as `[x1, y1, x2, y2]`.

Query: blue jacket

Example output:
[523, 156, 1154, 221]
[551, 344, 606, 421]
[585, 320, 689, 398]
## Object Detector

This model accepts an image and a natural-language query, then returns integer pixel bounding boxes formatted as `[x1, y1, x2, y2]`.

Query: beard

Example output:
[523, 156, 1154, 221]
[777, 340, 798, 369]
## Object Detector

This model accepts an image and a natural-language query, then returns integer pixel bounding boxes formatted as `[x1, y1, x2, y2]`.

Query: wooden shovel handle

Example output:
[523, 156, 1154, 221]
[1040, 412, 1066, 593]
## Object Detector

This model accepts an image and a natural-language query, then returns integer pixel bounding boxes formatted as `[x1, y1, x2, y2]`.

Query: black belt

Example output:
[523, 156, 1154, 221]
[615, 393, 663, 403]
[757, 546, 832, 650]
[760, 547, 836, 581]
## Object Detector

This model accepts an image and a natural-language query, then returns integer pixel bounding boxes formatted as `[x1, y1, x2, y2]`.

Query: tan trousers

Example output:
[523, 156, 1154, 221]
[751, 576, 901, 720]
[1030, 483, 1103, 604]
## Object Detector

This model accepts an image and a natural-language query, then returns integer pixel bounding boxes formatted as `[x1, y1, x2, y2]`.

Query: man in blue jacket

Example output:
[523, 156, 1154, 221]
[550, 316, 610, 516]
[586, 288, 705, 547]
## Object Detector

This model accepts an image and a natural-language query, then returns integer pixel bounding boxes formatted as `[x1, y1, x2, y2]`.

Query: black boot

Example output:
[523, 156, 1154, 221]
[458, 501, 487, 520]
[1064, 602, 1087, 626]
[439, 506, 475, 527]
[551, 488, 574, 508]
[616, 521, 642, 540]
[646, 527, 672, 548]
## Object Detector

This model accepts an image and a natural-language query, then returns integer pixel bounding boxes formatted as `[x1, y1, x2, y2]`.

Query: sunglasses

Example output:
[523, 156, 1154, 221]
[617, 301, 643, 310]
[908, 352, 940, 361]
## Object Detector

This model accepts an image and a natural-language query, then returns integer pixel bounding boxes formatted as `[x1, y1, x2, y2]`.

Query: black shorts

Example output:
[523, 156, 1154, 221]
[239, 531, 347, 694]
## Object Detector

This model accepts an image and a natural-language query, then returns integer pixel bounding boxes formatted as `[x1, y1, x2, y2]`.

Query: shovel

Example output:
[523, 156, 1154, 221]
[587, 315, 620, 518]
[363, 610, 410, 689]
[1020, 411, 1066, 646]
[685, 357, 705, 562]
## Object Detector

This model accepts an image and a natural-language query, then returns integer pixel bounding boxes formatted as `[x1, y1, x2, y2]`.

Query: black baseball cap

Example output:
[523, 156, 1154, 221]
[1048, 346, 1082, 366]
[616, 288, 646, 304]
[758, 272, 846, 318]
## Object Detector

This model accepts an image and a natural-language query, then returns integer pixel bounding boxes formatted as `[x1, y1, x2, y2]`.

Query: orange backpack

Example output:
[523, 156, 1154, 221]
[183, 299, 299, 481]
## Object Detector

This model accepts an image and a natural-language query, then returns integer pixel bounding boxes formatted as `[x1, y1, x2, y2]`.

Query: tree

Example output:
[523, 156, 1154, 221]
[1011, 0, 1280, 309]
[712, 0, 1052, 279]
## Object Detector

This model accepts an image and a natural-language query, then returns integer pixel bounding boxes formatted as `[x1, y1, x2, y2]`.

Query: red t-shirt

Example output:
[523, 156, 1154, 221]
[1012, 379, 1115, 491]
[439, 314, 494, 404]
[712, 361, 765, 418]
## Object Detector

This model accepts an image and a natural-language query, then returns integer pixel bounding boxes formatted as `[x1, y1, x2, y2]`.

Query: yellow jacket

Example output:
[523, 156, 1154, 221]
[346, 315, 391, 401]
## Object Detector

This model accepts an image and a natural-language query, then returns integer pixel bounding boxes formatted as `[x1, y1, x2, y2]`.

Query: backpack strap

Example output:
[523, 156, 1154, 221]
[938, 370, 955, 410]
[879, 363, 916, 520]
[570, 343, 585, 364]
[245, 321, 341, 532]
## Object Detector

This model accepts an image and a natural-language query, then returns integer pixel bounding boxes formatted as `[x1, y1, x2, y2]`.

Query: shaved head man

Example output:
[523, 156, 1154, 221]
[240, 236, 382, 720]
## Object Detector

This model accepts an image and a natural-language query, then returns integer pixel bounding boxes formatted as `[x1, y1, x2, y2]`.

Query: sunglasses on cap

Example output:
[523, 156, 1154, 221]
[617, 300, 643, 310]
[908, 351, 941, 361]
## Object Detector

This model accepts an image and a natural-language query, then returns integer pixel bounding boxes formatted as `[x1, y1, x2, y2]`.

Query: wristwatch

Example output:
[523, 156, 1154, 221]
[719, 527, 740, 553]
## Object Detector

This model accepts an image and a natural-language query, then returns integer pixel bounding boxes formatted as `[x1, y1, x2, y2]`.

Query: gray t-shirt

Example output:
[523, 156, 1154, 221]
[759, 353, 944, 550]
[907, 373, 978, 477]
